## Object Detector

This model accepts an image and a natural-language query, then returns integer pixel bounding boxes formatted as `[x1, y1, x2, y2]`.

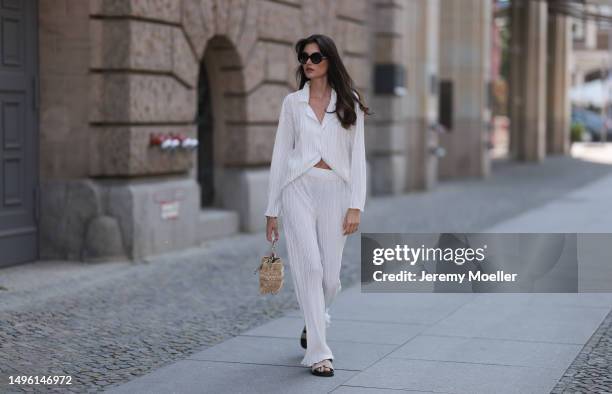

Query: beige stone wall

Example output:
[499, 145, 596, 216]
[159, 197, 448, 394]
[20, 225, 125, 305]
[83, 0, 370, 178]
[438, 0, 491, 179]
[404, 0, 440, 191]
[547, 14, 571, 155]
[39, 0, 91, 180]
[37, 0, 566, 186]
[509, 0, 548, 162]
[367, 0, 410, 195]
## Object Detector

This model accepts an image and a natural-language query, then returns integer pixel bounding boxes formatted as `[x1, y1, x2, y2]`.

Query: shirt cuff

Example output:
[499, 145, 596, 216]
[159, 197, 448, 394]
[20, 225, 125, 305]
[348, 205, 364, 213]
[265, 199, 281, 218]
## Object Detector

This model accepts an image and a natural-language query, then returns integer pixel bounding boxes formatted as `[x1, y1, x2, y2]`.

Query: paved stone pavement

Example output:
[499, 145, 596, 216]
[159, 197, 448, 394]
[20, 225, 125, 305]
[484, 169, 612, 394]
[106, 160, 612, 394]
[1, 155, 612, 393]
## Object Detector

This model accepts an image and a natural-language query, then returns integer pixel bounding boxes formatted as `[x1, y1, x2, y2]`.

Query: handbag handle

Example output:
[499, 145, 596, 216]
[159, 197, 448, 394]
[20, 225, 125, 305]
[270, 237, 277, 258]
[254, 237, 279, 274]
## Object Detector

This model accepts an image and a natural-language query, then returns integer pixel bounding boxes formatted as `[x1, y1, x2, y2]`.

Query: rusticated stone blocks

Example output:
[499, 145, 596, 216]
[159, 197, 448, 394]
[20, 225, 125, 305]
[89, 0, 181, 23]
[90, 125, 197, 176]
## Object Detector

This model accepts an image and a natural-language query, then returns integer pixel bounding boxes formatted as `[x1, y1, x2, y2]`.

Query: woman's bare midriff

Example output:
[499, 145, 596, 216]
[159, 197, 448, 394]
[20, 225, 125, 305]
[313, 159, 332, 170]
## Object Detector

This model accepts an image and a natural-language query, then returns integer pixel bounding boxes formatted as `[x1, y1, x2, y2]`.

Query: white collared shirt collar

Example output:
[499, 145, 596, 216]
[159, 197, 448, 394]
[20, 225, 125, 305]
[297, 80, 337, 115]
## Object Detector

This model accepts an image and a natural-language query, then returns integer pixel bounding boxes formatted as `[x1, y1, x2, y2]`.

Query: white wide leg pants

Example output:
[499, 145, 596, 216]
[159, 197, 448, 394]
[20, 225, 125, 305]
[281, 166, 350, 367]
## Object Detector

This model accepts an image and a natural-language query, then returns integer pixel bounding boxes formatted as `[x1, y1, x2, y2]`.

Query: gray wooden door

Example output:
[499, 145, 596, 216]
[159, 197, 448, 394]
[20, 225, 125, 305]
[0, 0, 39, 267]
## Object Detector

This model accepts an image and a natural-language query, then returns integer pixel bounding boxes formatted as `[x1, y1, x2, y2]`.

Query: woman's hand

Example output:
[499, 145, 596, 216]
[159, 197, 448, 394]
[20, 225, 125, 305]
[266, 216, 280, 242]
[343, 208, 361, 235]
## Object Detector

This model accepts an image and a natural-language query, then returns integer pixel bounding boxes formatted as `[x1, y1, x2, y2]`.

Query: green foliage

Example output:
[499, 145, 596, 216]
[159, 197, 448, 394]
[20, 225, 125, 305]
[570, 122, 585, 142]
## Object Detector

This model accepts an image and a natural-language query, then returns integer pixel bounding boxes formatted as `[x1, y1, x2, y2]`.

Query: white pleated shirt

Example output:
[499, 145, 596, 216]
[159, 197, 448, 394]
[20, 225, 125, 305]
[265, 80, 367, 218]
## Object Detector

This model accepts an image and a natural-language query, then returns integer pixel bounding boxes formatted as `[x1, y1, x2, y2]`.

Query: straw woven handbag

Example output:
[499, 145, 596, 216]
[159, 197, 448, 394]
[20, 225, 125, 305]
[254, 237, 284, 294]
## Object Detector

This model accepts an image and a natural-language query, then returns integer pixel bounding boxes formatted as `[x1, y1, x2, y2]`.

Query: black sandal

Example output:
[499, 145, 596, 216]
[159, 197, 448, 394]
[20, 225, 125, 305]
[300, 325, 307, 349]
[311, 359, 334, 377]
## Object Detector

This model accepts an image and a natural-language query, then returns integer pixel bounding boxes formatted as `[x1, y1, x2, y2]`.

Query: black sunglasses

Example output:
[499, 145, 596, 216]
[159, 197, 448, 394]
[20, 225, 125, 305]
[298, 51, 327, 65]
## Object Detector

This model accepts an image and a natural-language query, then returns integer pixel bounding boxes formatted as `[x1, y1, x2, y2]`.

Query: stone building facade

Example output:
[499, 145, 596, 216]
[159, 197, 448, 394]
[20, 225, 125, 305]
[570, 2, 612, 86]
[0, 0, 574, 267]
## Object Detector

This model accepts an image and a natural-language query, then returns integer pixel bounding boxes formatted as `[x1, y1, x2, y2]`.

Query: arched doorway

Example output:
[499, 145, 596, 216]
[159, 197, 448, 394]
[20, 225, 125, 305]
[196, 35, 246, 209]
[196, 59, 214, 206]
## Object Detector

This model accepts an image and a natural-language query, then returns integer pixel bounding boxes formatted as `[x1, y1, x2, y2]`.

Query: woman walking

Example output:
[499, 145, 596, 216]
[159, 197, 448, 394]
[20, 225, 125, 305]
[264, 34, 370, 377]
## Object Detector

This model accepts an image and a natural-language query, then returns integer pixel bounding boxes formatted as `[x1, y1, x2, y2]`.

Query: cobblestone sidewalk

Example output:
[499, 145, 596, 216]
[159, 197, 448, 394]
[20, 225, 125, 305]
[552, 305, 612, 394]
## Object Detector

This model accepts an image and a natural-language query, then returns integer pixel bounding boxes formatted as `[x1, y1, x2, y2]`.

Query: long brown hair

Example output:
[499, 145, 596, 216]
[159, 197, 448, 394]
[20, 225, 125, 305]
[295, 34, 372, 129]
